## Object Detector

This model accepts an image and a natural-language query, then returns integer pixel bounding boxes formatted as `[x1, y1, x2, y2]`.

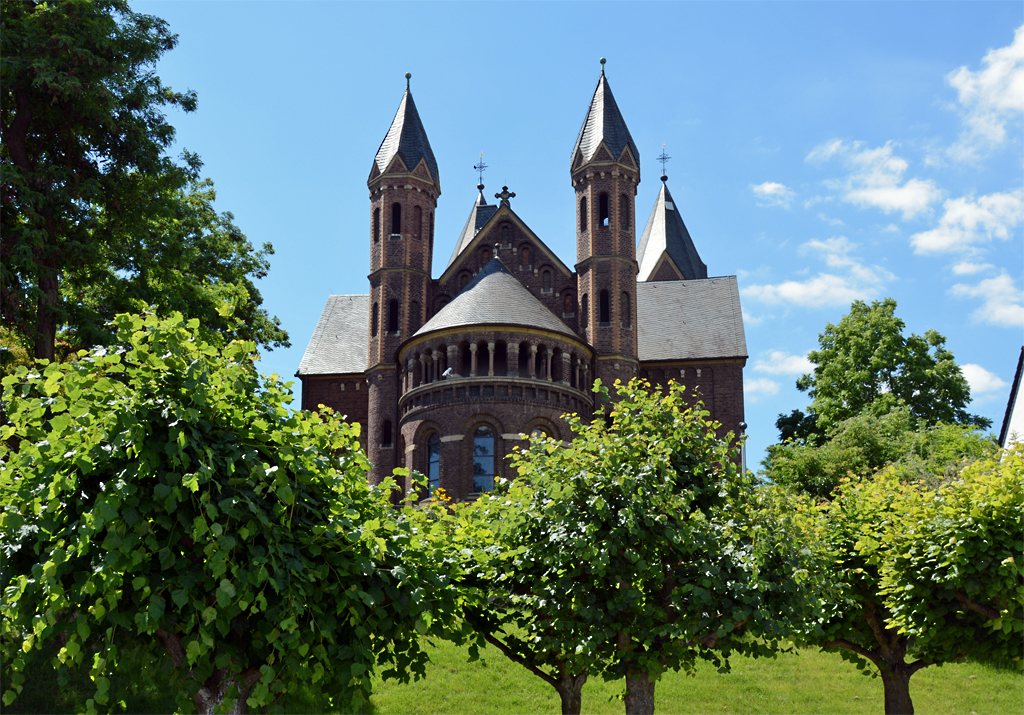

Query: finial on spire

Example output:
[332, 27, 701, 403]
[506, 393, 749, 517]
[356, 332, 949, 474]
[495, 186, 516, 207]
[657, 143, 671, 182]
[600, 57, 606, 74]
[405, 72, 411, 89]
[474, 152, 489, 188]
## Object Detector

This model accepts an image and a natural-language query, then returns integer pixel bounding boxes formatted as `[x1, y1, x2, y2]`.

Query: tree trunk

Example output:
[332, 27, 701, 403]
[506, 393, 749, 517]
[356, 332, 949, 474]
[553, 669, 587, 715]
[33, 258, 58, 361]
[624, 672, 656, 715]
[880, 663, 915, 715]
[193, 667, 258, 715]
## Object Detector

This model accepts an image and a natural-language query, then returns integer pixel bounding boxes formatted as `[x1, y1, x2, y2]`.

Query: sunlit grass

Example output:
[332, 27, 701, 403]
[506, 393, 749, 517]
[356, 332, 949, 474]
[4, 637, 1021, 714]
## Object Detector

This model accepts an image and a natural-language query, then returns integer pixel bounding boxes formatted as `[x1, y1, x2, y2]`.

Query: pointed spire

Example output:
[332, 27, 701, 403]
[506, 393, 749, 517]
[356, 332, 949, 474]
[572, 61, 639, 168]
[447, 185, 498, 269]
[373, 73, 439, 188]
[636, 182, 707, 282]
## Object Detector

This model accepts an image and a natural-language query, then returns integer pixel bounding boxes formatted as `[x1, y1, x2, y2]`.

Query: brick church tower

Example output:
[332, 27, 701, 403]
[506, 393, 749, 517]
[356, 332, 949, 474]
[298, 65, 748, 500]
[365, 74, 440, 485]
[572, 60, 640, 389]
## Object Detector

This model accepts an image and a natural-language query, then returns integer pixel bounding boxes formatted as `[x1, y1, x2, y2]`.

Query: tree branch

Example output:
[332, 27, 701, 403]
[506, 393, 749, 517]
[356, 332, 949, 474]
[954, 591, 1001, 620]
[482, 632, 558, 688]
[823, 638, 882, 667]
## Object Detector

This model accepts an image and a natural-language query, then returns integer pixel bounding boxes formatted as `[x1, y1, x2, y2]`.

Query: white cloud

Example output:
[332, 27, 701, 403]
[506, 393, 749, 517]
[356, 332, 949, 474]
[742, 236, 895, 307]
[745, 377, 781, 401]
[741, 308, 766, 327]
[751, 181, 795, 209]
[950, 272, 1024, 327]
[818, 213, 844, 226]
[947, 24, 1024, 159]
[803, 195, 833, 209]
[910, 190, 1024, 254]
[882, 224, 901, 233]
[961, 363, 1009, 396]
[952, 261, 995, 275]
[753, 351, 815, 376]
[806, 139, 941, 220]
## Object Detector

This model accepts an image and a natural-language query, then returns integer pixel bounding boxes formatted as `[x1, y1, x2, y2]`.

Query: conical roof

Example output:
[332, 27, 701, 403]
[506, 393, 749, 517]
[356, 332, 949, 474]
[636, 182, 707, 281]
[373, 86, 439, 186]
[415, 257, 577, 339]
[572, 71, 639, 167]
[447, 186, 498, 269]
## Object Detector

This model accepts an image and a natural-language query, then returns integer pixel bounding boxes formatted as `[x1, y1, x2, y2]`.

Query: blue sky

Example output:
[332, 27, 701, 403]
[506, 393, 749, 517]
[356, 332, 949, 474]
[138, 1, 1023, 466]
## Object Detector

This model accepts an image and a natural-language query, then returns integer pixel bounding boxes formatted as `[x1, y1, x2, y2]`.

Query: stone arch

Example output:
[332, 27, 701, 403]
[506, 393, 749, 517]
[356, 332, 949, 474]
[519, 243, 532, 268]
[518, 340, 531, 378]
[525, 416, 561, 443]
[390, 202, 402, 236]
[493, 340, 508, 377]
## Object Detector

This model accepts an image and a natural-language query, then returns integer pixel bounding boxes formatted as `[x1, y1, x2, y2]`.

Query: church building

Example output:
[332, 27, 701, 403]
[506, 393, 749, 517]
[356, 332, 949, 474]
[297, 67, 747, 498]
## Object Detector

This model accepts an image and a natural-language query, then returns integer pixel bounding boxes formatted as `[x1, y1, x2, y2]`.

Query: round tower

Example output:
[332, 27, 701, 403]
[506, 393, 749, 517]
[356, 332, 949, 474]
[572, 60, 640, 390]
[366, 73, 440, 485]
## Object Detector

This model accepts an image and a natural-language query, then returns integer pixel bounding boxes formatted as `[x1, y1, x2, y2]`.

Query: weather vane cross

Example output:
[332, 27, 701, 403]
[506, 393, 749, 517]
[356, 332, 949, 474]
[657, 143, 671, 180]
[474, 152, 489, 187]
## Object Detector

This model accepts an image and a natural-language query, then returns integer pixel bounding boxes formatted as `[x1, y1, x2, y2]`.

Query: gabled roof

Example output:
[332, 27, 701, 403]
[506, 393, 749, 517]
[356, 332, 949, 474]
[373, 86, 439, 187]
[416, 257, 578, 339]
[636, 277, 746, 362]
[447, 187, 498, 269]
[297, 295, 369, 376]
[572, 70, 639, 168]
[637, 182, 708, 282]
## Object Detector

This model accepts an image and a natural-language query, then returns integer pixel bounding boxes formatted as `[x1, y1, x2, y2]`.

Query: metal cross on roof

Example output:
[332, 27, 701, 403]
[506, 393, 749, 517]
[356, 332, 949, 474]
[495, 186, 515, 207]
[474, 152, 489, 187]
[657, 143, 671, 181]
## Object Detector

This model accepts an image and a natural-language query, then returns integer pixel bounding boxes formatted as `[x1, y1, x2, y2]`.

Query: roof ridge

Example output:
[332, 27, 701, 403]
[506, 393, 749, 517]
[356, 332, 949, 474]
[572, 72, 639, 170]
[373, 88, 439, 187]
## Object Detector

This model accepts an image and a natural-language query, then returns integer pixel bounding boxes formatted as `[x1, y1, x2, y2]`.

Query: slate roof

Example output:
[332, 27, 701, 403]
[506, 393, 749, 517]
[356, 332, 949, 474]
[373, 87, 439, 185]
[572, 71, 640, 166]
[636, 182, 708, 281]
[636, 278, 746, 362]
[415, 257, 578, 340]
[447, 187, 498, 269]
[297, 295, 369, 375]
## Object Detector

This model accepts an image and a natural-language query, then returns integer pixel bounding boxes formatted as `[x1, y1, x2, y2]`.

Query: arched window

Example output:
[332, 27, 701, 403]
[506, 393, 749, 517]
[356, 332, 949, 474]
[409, 301, 421, 333]
[388, 299, 399, 333]
[542, 269, 552, 293]
[501, 223, 510, 243]
[599, 290, 610, 324]
[481, 247, 491, 263]
[427, 434, 441, 492]
[380, 420, 392, 448]
[521, 246, 531, 268]
[459, 273, 470, 289]
[599, 193, 610, 227]
[582, 294, 589, 328]
[472, 426, 495, 493]
[413, 205, 422, 239]
[371, 302, 379, 337]
[620, 194, 630, 229]
[429, 212, 434, 244]
[373, 208, 381, 243]
[391, 203, 402, 237]
[563, 293, 574, 315]
[579, 196, 588, 232]
[620, 291, 631, 327]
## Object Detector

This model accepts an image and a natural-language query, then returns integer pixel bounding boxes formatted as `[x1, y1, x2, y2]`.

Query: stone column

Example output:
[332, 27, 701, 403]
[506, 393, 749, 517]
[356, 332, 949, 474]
[470, 344, 478, 377]
[561, 352, 571, 385]
[408, 358, 418, 389]
[447, 345, 458, 377]
[574, 357, 580, 389]
[487, 341, 495, 376]
[508, 343, 520, 378]
[529, 344, 537, 379]
[431, 350, 440, 382]
[420, 354, 429, 384]
[546, 352, 554, 382]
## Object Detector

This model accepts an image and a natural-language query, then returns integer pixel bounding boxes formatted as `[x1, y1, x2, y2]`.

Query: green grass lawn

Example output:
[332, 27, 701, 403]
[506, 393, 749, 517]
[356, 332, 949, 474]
[368, 639, 1023, 715]
[5, 638, 1021, 714]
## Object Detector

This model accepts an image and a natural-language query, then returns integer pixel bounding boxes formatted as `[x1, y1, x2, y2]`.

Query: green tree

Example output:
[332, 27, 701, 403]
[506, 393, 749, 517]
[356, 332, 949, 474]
[785, 299, 988, 438]
[803, 457, 1023, 715]
[0, 312, 453, 714]
[763, 406, 997, 498]
[464, 380, 818, 715]
[1, 0, 285, 359]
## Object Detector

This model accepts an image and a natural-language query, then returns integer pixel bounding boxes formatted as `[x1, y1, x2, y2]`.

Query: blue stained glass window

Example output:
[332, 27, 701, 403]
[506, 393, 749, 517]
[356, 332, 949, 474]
[428, 434, 441, 492]
[472, 426, 495, 493]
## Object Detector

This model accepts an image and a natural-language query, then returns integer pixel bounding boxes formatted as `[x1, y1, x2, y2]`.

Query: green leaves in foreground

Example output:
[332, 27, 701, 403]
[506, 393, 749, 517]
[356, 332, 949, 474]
[0, 311, 455, 713]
